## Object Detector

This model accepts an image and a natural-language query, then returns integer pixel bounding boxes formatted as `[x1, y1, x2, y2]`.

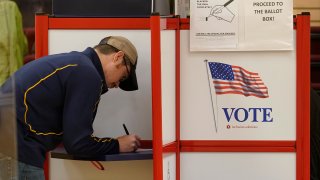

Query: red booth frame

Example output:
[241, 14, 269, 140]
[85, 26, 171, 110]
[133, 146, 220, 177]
[35, 14, 310, 180]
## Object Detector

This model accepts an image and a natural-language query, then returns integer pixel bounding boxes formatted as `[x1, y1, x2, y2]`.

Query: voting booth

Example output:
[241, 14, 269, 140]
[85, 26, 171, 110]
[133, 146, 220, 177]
[179, 14, 310, 180]
[35, 12, 310, 180]
[35, 14, 179, 180]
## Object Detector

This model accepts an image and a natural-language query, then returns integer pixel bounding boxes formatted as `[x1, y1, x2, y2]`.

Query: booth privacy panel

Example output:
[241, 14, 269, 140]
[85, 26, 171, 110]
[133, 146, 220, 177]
[163, 153, 176, 180]
[180, 30, 296, 140]
[0, 92, 17, 179]
[50, 158, 152, 180]
[161, 30, 177, 145]
[48, 30, 152, 139]
[181, 152, 296, 180]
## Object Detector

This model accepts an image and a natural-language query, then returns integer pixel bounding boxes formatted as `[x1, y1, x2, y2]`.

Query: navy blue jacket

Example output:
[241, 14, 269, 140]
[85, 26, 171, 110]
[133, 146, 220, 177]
[2, 48, 119, 168]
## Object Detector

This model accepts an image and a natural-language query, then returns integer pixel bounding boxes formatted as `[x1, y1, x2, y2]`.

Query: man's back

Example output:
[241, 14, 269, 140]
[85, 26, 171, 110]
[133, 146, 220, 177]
[3, 49, 105, 168]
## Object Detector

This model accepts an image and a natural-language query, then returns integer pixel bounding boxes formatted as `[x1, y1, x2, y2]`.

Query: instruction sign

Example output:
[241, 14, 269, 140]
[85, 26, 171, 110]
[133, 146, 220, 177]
[190, 0, 239, 50]
[190, 0, 293, 51]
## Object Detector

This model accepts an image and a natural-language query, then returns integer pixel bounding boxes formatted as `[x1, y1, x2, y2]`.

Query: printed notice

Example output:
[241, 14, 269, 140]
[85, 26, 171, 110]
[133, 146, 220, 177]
[244, 0, 293, 50]
[190, 0, 293, 51]
[190, 0, 239, 51]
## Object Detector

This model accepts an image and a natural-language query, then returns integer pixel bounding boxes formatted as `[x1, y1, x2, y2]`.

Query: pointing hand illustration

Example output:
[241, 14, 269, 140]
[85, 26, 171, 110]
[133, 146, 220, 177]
[206, 0, 235, 23]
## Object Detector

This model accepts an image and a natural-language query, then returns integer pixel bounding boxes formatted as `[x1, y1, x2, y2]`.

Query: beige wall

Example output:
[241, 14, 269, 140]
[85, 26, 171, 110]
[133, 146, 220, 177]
[294, 0, 320, 26]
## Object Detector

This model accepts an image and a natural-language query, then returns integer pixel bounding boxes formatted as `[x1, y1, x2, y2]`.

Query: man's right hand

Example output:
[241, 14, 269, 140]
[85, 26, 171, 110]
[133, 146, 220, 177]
[116, 134, 141, 152]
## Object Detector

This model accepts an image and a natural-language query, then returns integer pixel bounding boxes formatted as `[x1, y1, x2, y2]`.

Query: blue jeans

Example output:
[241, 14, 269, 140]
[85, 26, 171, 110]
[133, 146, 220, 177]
[18, 162, 44, 180]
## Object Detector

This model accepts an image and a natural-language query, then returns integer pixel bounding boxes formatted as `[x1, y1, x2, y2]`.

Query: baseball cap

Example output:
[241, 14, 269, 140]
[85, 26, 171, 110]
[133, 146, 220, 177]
[99, 36, 138, 91]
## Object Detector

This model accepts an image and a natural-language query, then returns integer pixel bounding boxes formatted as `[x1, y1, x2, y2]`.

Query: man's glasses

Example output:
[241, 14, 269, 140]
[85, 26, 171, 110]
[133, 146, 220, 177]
[121, 57, 131, 82]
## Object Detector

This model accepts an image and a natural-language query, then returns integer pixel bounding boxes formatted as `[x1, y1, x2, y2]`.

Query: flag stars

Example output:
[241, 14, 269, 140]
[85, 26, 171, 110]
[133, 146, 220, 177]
[209, 62, 234, 80]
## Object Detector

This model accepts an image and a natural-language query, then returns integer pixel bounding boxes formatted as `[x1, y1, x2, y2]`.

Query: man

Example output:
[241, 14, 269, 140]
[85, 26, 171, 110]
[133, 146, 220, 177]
[1, 36, 141, 180]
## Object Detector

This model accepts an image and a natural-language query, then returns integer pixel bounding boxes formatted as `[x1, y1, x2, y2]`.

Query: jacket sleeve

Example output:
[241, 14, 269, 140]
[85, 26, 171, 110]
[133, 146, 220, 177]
[62, 65, 119, 156]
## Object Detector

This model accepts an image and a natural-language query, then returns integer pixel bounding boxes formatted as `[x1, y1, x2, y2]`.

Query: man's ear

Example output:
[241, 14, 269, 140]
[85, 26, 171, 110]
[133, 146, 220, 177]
[113, 51, 125, 64]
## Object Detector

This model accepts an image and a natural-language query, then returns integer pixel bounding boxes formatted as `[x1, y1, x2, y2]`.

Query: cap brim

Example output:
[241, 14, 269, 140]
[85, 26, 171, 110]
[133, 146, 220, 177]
[119, 68, 138, 91]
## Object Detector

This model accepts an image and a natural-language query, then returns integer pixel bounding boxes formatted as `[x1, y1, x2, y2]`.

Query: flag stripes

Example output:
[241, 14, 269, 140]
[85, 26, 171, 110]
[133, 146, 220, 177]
[208, 62, 269, 98]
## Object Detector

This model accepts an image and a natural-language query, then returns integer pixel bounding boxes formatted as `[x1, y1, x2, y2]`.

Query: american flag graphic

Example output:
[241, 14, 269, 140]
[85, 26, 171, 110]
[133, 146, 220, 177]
[208, 62, 269, 98]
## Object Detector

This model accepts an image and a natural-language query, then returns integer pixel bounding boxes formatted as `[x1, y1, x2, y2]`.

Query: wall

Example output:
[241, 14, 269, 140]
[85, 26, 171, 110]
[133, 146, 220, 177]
[294, 0, 320, 26]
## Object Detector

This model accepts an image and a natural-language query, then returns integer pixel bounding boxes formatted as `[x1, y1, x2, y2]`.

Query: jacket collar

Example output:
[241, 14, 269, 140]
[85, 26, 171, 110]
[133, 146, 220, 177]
[82, 47, 108, 94]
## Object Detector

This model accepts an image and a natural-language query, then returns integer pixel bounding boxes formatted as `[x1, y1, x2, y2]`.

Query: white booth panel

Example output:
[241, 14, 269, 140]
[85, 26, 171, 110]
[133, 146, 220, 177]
[161, 30, 176, 145]
[163, 153, 176, 180]
[180, 30, 296, 140]
[181, 152, 296, 180]
[50, 158, 153, 180]
[49, 30, 152, 139]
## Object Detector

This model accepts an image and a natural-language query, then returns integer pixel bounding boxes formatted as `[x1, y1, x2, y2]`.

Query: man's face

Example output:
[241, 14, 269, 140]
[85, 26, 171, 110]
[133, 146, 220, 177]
[103, 51, 131, 89]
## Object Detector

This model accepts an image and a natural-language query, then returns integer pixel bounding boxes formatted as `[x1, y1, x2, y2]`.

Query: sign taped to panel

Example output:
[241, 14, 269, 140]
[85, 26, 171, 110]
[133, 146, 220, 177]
[190, 0, 293, 51]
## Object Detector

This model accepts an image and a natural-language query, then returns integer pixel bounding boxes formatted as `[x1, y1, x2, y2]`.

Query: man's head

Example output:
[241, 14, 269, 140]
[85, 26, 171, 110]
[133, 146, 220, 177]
[94, 36, 138, 91]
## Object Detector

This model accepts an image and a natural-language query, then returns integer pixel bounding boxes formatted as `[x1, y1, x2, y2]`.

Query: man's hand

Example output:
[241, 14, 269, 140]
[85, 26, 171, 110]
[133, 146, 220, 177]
[117, 134, 141, 152]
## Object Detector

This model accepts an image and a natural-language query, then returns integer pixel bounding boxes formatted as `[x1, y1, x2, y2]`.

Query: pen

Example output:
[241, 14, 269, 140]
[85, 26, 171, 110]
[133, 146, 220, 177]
[123, 123, 130, 135]
[224, 0, 234, 7]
